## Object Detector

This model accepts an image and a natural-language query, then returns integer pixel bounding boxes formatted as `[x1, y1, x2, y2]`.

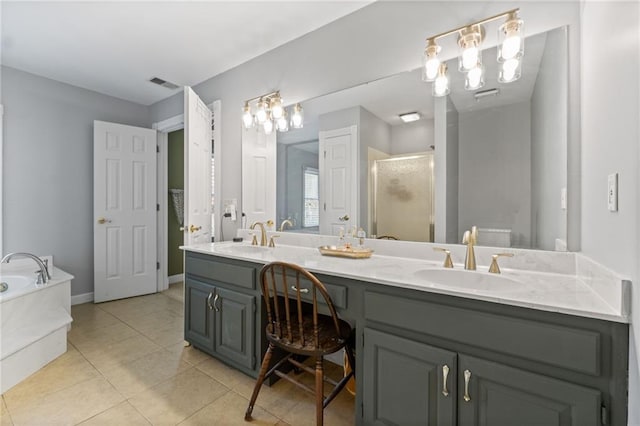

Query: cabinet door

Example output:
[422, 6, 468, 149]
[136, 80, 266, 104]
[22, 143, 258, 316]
[363, 328, 456, 426]
[214, 287, 255, 370]
[184, 278, 215, 351]
[457, 355, 601, 426]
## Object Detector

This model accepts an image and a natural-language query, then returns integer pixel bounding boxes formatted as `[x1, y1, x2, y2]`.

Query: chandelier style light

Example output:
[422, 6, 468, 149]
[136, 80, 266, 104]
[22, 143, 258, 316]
[422, 9, 524, 97]
[241, 91, 304, 133]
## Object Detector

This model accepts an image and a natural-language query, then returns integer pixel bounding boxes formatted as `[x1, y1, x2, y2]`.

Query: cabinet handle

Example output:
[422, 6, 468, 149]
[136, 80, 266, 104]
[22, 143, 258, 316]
[291, 285, 309, 294]
[442, 365, 450, 396]
[463, 369, 472, 402]
[213, 293, 220, 312]
[207, 292, 214, 310]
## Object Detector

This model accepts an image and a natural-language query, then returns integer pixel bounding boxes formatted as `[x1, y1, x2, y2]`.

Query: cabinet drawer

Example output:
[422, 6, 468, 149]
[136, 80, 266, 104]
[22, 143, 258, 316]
[186, 255, 255, 290]
[364, 291, 601, 375]
[276, 275, 348, 309]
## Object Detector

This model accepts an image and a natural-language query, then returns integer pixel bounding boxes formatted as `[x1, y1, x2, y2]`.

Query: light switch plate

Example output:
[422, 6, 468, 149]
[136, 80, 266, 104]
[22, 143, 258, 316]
[223, 198, 238, 221]
[560, 187, 567, 210]
[607, 173, 618, 212]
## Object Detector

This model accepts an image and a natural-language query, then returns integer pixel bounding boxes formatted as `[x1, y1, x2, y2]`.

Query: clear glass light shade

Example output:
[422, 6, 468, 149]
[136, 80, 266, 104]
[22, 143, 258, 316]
[263, 118, 274, 135]
[460, 46, 480, 71]
[432, 64, 450, 97]
[255, 100, 268, 124]
[458, 26, 483, 72]
[290, 104, 304, 128]
[497, 18, 524, 62]
[242, 104, 254, 129]
[270, 96, 284, 120]
[465, 63, 485, 90]
[276, 112, 289, 132]
[498, 58, 522, 83]
[422, 40, 441, 82]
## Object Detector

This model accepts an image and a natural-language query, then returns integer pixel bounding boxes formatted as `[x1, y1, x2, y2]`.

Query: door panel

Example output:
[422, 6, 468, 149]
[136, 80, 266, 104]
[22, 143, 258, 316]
[363, 328, 456, 426]
[215, 287, 255, 370]
[319, 126, 358, 235]
[184, 87, 212, 245]
[184, 278, 215, 351]
[457, 355, 601, 426]
[94, 120, 157, 302]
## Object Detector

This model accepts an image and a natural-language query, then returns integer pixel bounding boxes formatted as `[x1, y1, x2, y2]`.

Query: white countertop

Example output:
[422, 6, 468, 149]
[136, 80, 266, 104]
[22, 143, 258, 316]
[182, 239, 631, 324]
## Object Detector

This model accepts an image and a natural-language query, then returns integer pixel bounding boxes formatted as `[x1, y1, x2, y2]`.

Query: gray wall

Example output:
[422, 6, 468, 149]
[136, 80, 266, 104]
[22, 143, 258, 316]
[580, 3, 640, 424]
[531, 28, 568, 251]
[1, 66, 151, 297]
[458, 101, 532, 248]
[390, 119, 434, 155]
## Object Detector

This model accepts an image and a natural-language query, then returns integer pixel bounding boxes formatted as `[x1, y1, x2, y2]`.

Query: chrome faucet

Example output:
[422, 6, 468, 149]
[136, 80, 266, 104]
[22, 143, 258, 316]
[1, 252, 51, 284]
[249, 222, 268, 246]
[462, 226, 478, 271]
[279, 219, 293, 232]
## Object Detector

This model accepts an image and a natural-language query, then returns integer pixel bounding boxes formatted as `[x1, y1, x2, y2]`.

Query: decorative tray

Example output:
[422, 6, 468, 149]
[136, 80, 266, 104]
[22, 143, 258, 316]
[318, 245, 374, 259]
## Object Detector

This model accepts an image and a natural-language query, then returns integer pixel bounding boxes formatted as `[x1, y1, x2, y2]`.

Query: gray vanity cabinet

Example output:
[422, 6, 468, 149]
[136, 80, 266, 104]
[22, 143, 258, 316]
[457, 355, 601, 426]
[184, 253, 257, 373]
[363, 328, 456, 425]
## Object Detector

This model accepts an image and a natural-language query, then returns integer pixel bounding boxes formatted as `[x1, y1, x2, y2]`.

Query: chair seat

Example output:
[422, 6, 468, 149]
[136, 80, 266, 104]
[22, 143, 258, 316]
[266, 314, 352, 356]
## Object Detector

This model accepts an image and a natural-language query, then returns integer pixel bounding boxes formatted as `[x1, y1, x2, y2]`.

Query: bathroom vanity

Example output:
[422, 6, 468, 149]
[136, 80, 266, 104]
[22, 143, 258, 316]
[182, 238, 629, 426]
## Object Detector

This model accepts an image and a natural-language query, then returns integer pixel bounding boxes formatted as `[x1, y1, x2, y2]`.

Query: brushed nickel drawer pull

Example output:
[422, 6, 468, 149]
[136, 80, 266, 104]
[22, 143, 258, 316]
[463, 369, 472, 402]
[442, 365, 450, 397]
[213, 293, 220, 312]
[206, 292, 214, 310]
[291, 286, 309, 294]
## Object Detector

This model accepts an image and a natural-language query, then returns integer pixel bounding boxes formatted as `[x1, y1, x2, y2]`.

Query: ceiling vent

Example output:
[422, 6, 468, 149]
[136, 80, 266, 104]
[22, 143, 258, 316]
[149, 77, 180, 90]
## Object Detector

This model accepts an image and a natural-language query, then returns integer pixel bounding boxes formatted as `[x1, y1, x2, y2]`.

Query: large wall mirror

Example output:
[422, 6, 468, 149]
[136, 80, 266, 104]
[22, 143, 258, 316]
[242, 26, 569, 251]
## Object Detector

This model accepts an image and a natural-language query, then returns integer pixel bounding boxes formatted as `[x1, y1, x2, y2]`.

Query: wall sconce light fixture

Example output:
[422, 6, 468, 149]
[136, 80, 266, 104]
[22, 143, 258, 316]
[423, 8, 524, 97]
[241, 91, 304, 133]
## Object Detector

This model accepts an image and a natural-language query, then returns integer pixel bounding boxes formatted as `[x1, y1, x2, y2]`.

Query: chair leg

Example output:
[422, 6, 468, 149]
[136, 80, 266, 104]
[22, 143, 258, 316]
[245, 343, 274, 421]
[315, 356, 324, 425]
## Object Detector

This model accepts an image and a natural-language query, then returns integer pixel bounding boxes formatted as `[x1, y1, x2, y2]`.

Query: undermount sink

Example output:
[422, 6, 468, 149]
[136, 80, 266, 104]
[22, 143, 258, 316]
[412, 268, 522, 292]
[218, 245, 270, 255]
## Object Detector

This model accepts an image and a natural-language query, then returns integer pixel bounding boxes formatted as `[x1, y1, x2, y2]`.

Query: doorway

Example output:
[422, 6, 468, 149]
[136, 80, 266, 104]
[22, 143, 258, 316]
[167, 129, 184, 283]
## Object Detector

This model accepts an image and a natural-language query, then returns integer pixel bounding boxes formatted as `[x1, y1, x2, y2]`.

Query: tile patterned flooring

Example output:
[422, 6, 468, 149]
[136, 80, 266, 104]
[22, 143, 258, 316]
[1, 283, 355, 425]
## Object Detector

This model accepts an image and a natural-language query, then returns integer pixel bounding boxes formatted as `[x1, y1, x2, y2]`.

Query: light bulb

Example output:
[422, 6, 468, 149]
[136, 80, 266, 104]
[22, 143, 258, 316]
[501, 35, 521, 60]
[432, 63, 449, 97]
[499, 58, 521, 83]
[290, 103, 304, 128]
[270, 95, 284, 120]
[263, 118, 274, 135]
[276, 112, 289, 132]
[242, 103, 254, 129]
[424, 57, 440, 81]
[462, 47, 479, 71]
[255, 99, 268, 124]
[465, 64, 484, 90]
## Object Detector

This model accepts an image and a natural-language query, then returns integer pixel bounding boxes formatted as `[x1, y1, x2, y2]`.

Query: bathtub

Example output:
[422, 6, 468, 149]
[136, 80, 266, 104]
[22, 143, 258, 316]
[0, 259, 73, 393]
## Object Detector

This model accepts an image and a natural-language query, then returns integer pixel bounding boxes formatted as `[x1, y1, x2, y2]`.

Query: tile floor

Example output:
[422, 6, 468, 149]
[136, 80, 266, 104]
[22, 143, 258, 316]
[1, 283, 355, 425]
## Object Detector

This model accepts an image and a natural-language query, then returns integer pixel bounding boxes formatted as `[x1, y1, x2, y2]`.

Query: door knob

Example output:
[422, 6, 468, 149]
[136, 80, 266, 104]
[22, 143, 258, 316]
[97, 217, 111, 224]
[338, 215, 350, 222]
[189, 224, 202, 233]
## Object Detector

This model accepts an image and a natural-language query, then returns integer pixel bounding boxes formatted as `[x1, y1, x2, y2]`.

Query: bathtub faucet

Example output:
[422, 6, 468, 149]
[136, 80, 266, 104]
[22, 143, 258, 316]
[1, 252, 51, 284]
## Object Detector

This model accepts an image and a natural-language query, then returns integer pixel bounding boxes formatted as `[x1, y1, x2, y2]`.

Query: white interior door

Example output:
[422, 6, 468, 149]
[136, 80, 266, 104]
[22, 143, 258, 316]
[319, 125, 358, 235]
[184, 87, 212, 245]
[242, 127, 276, 226]
[93, 121, 157, 303]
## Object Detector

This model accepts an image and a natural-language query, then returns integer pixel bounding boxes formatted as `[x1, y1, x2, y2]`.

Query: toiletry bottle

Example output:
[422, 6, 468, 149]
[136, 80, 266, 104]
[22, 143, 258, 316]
[357, 228, 366, 248]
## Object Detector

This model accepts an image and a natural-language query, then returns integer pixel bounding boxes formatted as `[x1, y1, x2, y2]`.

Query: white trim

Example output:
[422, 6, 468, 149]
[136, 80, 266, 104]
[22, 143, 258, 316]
[153, 113, 184, 132]
[209, 100, 222, 242]
[71, 292, 94, 305]
[168, 274, 184, 284]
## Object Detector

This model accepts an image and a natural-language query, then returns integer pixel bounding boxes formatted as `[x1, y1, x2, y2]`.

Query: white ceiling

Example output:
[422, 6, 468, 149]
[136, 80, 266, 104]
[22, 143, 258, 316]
[1, 1, 371, 105]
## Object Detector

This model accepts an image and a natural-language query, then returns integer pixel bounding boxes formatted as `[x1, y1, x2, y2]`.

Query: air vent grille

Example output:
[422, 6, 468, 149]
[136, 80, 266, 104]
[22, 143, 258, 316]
[149, 77, 180, 90]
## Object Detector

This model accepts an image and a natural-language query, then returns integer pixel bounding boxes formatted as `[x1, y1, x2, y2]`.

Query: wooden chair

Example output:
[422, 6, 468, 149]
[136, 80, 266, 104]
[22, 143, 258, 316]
[245, 261, 355, 425]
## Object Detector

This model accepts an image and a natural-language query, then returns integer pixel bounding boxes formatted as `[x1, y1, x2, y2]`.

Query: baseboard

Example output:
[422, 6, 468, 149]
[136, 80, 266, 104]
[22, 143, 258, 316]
[169, 274, 184, 284]
[71, 292, 94, 305]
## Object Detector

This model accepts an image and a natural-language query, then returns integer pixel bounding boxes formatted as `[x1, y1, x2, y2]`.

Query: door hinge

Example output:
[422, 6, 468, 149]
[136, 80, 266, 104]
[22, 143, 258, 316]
[323, 202, 326, 211]
[157, 203, 160, 211]
[601, 404, 608, 425]
[323, 150, 326, 159]
[156, 262, 160, 270]
[156, 145, 160, 153]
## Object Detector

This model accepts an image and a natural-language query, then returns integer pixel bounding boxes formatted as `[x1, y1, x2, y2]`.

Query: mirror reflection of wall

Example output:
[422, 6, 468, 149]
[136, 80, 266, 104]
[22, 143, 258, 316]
[255, 25, 569, 250]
